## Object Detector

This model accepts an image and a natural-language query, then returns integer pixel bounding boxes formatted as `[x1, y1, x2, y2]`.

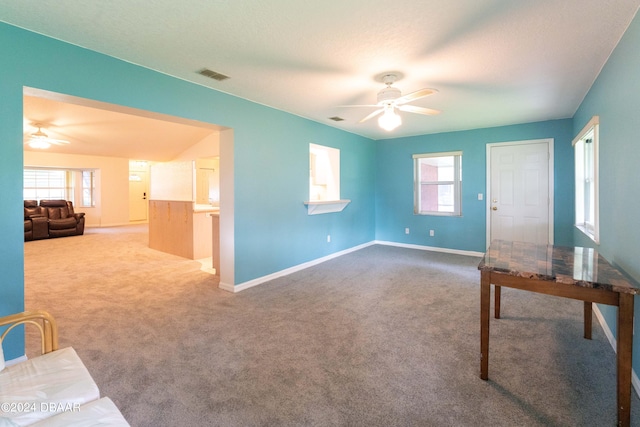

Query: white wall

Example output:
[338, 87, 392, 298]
[149, 161, 194, 201]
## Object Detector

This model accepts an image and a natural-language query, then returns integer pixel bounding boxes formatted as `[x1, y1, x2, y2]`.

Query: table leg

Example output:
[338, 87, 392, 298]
[494, 285, 501, 319]
[584, 301, 592, 340]
[480, 271, 491, 380]
[617, 293, 634, 427]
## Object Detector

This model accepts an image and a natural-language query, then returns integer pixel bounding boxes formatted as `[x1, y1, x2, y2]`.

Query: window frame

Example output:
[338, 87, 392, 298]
[413, 151, 462, 216]
[309, 143, 340, 202]
[23, 168, 72, 202]
[573, 116, 599, 244]
[23, 167, 96, 208]
[81, 170, 96, 208]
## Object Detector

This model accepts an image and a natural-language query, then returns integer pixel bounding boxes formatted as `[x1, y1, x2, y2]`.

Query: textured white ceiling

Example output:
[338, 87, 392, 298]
[3, 0, 640, 141]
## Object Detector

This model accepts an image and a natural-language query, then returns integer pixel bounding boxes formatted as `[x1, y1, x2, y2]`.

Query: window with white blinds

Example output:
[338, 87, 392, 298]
[23, 168, 96, 207]
[23, 169, 71, 201]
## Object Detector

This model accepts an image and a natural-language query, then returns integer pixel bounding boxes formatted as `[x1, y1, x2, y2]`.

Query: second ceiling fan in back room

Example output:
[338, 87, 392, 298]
[24, 123, 70, 149]
[341, 72, 441, 131]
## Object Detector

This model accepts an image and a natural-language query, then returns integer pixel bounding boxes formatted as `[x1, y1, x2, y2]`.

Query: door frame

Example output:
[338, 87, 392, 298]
[485, 138, 554, 248]
[128, 168, 149, 222]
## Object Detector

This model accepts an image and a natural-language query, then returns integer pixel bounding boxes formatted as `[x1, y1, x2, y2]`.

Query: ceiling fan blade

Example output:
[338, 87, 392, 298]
[398, 104, 441, 115]
[49, 139, 70, 145]
[24, 136, 70, 144]
[395, 88, 438, 105]
[358, 108, 384, 123]
[336, 104, 380, 108]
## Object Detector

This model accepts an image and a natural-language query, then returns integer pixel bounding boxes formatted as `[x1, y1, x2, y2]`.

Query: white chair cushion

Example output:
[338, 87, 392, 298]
[0, 347, 100, 426]
[28, 398, 129, 427]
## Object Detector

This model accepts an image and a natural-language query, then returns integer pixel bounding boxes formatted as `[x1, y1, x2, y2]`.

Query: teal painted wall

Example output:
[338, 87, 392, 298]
[0, 23, 375, 359]
[375, 119, 574, 252]
[573, 12, 640, 374]
[233, 116, 376, 283]
[0, 79, 26, 359]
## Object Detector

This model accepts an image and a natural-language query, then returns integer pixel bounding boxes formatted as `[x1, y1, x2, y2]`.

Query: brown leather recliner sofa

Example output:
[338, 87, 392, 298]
[24, 200, 86, 241]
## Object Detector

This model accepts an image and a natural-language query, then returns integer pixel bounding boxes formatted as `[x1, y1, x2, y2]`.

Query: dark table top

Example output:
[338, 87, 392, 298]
[478, 240, 639, 295]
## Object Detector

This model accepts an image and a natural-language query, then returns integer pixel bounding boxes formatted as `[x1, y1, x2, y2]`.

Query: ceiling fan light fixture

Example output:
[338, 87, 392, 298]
[25, 124, 70, 148]
[28, 138, 51, 149]
[340, 72, 439, 131]
[378, 105, 401, 131]
[32, 128, 49, 139]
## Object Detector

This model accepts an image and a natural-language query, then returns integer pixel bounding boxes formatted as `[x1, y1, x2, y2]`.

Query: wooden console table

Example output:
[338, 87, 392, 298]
[478, 240, 639, 427]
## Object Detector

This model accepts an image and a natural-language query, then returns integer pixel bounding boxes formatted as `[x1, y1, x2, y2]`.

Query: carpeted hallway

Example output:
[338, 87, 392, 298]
[23, 225, 640, 426]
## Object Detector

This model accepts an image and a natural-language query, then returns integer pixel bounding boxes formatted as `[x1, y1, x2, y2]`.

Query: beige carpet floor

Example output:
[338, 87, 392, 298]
[23, 225, 640, 426]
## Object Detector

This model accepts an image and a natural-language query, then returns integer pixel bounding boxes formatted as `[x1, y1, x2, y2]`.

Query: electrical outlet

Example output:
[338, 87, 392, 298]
[429, 230, 435, 237]
[405, 228, 410, 234]
[327, 234, 331, 243]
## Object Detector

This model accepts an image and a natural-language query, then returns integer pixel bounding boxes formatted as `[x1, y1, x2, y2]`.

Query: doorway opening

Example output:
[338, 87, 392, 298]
[22, 86, 233, 286]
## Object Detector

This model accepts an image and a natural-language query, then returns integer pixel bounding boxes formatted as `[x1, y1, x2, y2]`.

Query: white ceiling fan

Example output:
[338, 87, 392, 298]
[24, 124, 70, 149]
[342, 73, 441, 131]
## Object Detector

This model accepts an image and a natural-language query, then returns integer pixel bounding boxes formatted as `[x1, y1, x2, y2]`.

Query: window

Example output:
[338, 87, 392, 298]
[309, 143, 340, 201]
[573, 116, 599, 243]
[413, 151, 462, 216]
[23, 169, 71, 201]
[81, 170, 96, 207]
[23, 168, 96, 207]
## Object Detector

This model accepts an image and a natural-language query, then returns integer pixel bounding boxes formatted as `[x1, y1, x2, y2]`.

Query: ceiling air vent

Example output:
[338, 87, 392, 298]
[197, 68, 230, 81]
[329, 116, 345, 122]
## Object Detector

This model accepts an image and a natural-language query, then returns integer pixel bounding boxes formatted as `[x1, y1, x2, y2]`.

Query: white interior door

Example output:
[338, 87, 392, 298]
[129, 171, 148, 222]
[487, 139, 553, 246]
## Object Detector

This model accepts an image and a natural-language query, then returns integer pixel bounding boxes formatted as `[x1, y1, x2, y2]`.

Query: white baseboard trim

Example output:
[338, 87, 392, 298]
[222, 241, 376, 293]
[592, 304, 640, 397]
[86, 222, 136, 228]
[374, 240, 485, 257]
[218, 282, 235, 292]
[220, 240, 482, 293]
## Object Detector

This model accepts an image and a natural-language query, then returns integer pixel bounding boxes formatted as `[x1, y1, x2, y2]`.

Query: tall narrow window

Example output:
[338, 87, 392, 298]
[81, 170, 96, 207]
[573, 116, 599, 243]
[413, 151, 462, 216]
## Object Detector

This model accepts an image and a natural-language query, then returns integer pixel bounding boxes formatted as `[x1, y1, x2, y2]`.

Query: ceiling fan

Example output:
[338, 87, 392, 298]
[24, 124, 70, 149]
[342, 73, 441, 131]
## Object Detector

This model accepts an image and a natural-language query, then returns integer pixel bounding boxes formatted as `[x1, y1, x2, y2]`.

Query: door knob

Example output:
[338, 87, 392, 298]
[492, 206, 498, 211]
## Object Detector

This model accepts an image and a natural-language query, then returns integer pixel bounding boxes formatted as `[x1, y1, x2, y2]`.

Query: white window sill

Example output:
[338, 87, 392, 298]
[575, 224, 599, 244]
[304, 200, 351, 215]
